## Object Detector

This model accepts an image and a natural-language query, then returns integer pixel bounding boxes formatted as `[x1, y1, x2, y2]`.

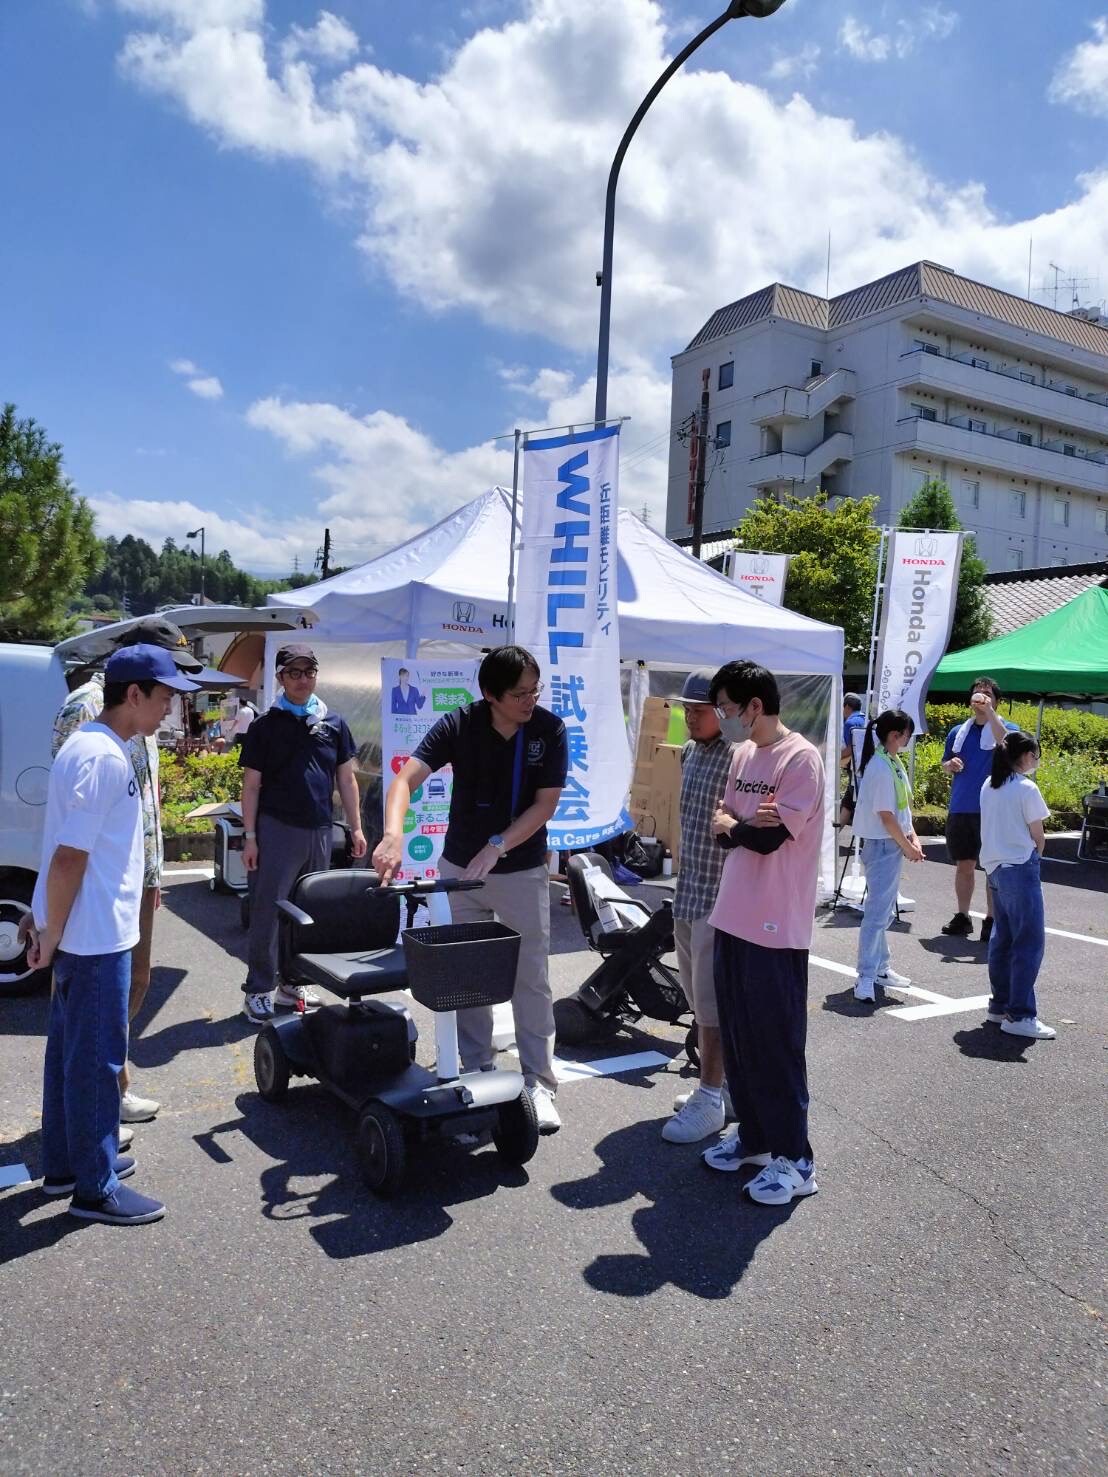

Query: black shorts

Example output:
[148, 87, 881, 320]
[840, 781, 856, 817]
[945, 811, 981, 863]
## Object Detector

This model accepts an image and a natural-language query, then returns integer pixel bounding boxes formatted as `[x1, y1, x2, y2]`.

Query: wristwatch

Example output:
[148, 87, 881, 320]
[488, 834, 509, 858]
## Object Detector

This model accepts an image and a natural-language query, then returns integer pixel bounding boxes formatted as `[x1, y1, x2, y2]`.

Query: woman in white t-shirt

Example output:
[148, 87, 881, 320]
[852, 709, 925, 1003]
[979, 731, 1055, 1040]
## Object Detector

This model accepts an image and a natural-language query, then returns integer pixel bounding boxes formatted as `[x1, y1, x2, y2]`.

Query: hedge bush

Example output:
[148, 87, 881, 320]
[925, 702, 1108, 762]
[159, 751, 243, 836]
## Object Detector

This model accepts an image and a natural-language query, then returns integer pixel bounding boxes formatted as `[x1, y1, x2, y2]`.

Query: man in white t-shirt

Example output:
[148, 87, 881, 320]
[22, 645, 200, 1227]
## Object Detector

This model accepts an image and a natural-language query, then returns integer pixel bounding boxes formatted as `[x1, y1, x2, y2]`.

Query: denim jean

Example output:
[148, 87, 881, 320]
[856, 837, 903, 984]
[41, 949, 130, 1200]
[987, 854, 1045, 1021]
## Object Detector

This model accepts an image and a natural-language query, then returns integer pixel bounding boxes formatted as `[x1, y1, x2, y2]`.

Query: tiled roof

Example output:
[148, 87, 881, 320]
[686, 261, 1108, 358]
[983, 562, 1108, 636]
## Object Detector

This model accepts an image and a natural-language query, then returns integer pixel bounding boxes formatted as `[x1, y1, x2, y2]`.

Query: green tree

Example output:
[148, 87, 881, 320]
[734, 491, 882, 660]
[0, 404, 101, 640]
[897, 478, 993, 651]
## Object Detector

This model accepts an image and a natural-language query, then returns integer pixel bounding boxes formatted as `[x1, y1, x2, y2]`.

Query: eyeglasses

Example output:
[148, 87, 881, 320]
[282, 667, 318, 680]
[507, 683, 543, 702]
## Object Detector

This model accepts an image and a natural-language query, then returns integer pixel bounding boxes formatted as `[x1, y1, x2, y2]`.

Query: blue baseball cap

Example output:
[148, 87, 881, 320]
[105, 643, 203, 692]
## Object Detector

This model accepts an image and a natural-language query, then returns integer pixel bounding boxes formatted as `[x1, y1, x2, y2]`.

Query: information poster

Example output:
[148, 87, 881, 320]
[381, 657, 479, 880]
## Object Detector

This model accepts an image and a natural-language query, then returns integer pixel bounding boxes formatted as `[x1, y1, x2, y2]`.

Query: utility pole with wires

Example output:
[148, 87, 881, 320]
[315, 527, 332, 579]
[675, 367, 714, 558]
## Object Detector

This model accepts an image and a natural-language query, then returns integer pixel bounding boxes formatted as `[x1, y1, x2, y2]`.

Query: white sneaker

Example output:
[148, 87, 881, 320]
[1000, 1016, 1056, 1041]
[274, 981, 321, 1010]
[701, 1127, 772, 1173]
[853, 978, 876, 1002]
[120, 1090, 160, 1123]
[529, 1084, 562, 1135]
[662, 1089, 726, 1144]
[243, 991, 275, 1024]
[745, 1154, 818, 1206]
[876, 966, 911, 988]
[673, 1084, 735, 1120]
[118, 1125, 134, 1151]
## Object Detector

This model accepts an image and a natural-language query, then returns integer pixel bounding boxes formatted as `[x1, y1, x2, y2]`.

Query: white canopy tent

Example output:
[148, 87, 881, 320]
[267, 488, 845, 883]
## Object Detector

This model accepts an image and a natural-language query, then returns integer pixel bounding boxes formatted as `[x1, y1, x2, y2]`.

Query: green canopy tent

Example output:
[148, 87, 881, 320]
[930, 585, 1108, 732]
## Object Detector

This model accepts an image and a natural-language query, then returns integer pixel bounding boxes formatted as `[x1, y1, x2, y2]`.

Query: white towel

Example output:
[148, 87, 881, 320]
[950, 717, 996, 755]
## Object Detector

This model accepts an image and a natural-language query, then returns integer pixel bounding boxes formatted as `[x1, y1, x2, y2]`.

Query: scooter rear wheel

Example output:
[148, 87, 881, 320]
[492, 1088, 540, 1166]
[357, 1104, 406, 1195]
[254, 1025, 290, 1102]
[553, 995, 620, 1047]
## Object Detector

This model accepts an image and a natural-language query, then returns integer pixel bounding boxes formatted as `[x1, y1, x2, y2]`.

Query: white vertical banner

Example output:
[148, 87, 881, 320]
[516, 425, 632, 849]
[727, 549, 791, 605]
[874, 531, 964, 735]
[380, 657, 479, 880]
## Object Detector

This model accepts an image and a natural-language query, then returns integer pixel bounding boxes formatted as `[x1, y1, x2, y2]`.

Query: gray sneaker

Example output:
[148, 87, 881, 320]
[243, 991, 275, 1024]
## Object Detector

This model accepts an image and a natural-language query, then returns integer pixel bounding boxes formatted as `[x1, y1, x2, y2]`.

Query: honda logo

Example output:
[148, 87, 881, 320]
[913, 535, 938, 558]
[452, 600, 476, 624]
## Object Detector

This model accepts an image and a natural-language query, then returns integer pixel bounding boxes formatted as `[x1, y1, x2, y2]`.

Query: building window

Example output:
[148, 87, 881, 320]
[1009, 490, 1026, 518]
[970, 357, 990, 370]
[1096, 507, 1107, 534]
[1051, 555, 1067, 567]
[1019, 371, 1036, 384]
[1017, 432, 1034, 446]
[810, 360, 823, 378]
[968, 417, 987, 434]
[715, 421, 732, 449]
[1007, 549, 1024, 570]
[1063, 443, 1076, 457]
[913, 339, 940, 356]
[910, 403, 937, 422]
[1053, 498, 1070, 527]
[718, 361, 734, 391]
[961, 478, 980, 509]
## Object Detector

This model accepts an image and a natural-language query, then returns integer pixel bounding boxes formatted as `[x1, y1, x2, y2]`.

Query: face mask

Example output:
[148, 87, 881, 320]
[719, 711, 753, 744]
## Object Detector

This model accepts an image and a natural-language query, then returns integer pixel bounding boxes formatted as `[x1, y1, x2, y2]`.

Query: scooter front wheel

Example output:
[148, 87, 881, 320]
[357, 1104, 406, 1195]
[492, 1088, 540, 1166]
[254, 1025, 290, 1102]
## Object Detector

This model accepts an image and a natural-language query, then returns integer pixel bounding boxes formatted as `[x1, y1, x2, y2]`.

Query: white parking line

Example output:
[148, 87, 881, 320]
[553, 1051, 671, 1083]
[968, 911, 1107, 948]
[0, 1163, 32, 1190]
[884, 994, 992, 1021]
[164, 867, 216, 880]
[809, 955, 954, 1006]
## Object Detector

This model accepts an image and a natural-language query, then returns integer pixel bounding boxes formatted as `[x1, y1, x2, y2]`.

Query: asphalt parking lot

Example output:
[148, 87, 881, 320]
[1, 839, 1104, 1476]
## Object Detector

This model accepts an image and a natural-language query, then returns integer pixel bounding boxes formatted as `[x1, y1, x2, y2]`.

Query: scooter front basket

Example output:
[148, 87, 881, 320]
[401, 921, 521, 1011]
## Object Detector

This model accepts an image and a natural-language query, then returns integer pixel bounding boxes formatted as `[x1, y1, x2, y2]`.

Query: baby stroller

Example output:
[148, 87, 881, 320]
[553, 852, 698, 1066]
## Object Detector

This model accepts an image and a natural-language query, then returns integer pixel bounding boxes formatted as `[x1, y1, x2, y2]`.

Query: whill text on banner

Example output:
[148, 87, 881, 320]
[380, 657, 479, 880]
[727, 550, 790, 606]
[874, 531, 964, 735]
[516, 425, 631, 849]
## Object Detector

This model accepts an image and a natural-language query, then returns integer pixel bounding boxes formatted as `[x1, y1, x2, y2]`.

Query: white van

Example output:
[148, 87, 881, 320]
[0, 604, 316, 997]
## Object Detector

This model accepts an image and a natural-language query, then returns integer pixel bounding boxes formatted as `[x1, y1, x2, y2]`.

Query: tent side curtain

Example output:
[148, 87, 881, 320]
[930, 586, 1108, 699]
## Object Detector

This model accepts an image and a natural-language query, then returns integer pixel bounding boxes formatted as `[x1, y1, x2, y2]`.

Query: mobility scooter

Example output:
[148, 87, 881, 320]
[253, 869, 539, 1194]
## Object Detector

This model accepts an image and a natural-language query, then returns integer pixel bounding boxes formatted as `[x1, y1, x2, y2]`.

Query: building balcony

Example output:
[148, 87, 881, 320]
[749, 431, 854, 488]
[751, 368, 856, 426]
[899, 347, 1108, 437]
[894, 415, 1108, 494]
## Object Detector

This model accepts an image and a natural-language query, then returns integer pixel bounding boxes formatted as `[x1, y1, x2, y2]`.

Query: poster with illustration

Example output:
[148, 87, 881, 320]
[380, 657, 479, 880]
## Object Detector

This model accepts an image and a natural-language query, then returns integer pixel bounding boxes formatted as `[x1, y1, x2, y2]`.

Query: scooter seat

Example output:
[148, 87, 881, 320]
[294, 946, 408, 999]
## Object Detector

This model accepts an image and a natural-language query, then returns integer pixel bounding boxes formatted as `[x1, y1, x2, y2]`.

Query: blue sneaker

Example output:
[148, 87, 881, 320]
[745, 1155, 818, 1205]
[42, 1155, 136, 1197]
[701, 1128, 772, 1173]
[68, 1184, 166, 1225]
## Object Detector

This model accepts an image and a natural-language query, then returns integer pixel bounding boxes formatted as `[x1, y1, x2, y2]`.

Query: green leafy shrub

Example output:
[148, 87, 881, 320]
[925, 702, 1108, 762]
[159, 752, 243, 836]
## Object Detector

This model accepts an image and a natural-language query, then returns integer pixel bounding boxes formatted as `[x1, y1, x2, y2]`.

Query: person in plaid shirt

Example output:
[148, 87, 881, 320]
[52, 617, 207, 1124]
[661, 671, 735, 1144]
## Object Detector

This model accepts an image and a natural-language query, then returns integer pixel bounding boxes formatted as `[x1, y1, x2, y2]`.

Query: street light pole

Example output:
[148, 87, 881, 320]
[593, 0, 788, 425]
[186, 526, 206, 604]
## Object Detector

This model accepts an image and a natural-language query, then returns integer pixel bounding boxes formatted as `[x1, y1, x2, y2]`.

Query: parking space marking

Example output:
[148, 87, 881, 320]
[884, 994, 992, 1022]
[164, 868, 216, 880]
[969, 911, 1107, 948]
[809, 955, 956, 1007]
[0, 1163, 32, 1190]
[553, 1051, 671, 1082]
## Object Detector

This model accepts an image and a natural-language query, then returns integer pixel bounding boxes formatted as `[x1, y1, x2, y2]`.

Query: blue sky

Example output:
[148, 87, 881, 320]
[2, 1, 1107, 573]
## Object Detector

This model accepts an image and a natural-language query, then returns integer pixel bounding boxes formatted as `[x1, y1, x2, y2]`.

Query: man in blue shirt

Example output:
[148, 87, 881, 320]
[839, 692, 867, 827]
[940, 677, 1018, 941]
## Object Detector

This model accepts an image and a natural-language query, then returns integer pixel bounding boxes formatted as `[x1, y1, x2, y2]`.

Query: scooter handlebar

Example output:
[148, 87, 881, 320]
[371, 875, 485, 896]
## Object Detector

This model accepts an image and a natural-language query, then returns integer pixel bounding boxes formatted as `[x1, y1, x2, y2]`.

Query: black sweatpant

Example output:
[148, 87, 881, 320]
[713, 930, 813, 1163]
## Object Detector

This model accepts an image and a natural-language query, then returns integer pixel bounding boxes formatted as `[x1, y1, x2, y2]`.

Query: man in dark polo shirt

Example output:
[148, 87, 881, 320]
[239, 643, 366, 1022]
[372, 645, 568, 1134]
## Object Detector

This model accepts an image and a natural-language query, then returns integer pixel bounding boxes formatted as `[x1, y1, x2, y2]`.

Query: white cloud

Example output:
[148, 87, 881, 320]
[767, 43, 821, 82]
[115, 0, 263, 26]
[839, 5, 958, 63]
[1050, 16, 1108, 117]
[282, 10, 360, 65]
[88, 490, 318, 575]
[168, 356, 198, 374]
[187, 375, 224, 399]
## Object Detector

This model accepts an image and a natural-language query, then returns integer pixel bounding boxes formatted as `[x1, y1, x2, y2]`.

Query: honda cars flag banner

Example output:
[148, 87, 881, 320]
[381, 657, 479, 880]
[516, 425, 631, 849]
[874, 531, 964, 735]
[727, 550, 790, 605]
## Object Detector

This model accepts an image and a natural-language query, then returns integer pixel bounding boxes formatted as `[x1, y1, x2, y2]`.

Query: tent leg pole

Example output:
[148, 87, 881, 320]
[506, 428, 522, 640]
[1035, 696, 1044, 743]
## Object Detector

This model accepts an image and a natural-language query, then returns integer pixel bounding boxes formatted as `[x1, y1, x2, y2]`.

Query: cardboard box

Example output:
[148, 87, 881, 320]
[185, 801, 243, 821]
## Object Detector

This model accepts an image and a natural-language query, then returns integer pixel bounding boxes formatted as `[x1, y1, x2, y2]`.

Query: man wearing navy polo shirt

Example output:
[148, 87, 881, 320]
[239, 644, 367, 1022]
[940, 677, 1018, 942]
[373, 646, 568, 1134]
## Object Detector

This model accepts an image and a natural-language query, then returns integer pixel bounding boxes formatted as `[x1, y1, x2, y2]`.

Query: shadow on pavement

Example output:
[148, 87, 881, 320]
[194, 1090, 531, 1259]
[550, 1118, 803, 1300]
[820, 985, 897, 1018]
[0, 1128, 85, 1265]
[952, 1024, 1037, 1063]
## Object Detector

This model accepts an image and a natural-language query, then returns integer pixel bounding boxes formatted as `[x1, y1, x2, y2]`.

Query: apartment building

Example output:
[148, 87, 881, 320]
[666, 262, 1108, 571]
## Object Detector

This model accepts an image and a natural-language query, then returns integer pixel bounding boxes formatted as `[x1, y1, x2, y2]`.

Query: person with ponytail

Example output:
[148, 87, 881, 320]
[852, 709, 924, 1003]
[978, 731, 1055, 1040]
